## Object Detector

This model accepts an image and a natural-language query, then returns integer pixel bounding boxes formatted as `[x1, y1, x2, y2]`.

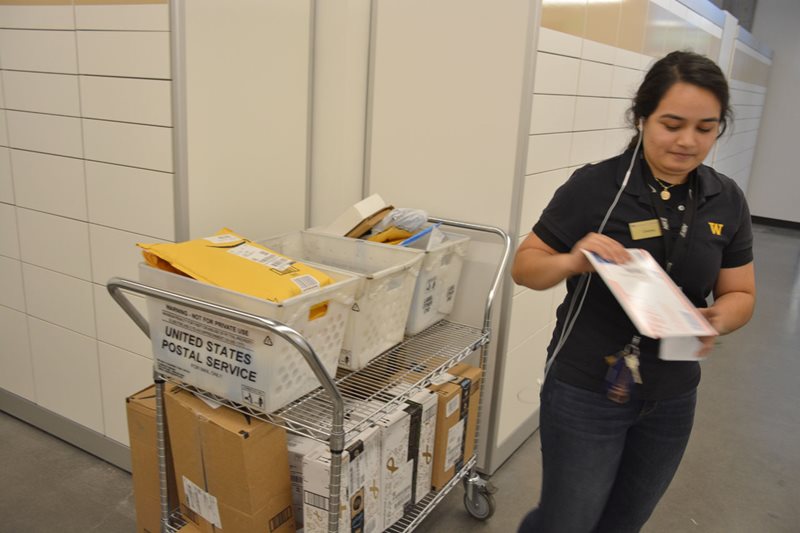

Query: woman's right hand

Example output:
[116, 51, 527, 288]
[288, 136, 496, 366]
[512, 232, 631, 290]
[568, 232, 631, 274]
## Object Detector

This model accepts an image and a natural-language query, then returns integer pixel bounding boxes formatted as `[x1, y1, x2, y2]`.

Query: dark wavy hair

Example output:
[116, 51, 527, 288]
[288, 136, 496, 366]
[627, 50, 732, 150]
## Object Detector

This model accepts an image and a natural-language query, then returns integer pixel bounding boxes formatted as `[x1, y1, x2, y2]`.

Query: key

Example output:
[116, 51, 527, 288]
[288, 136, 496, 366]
[625, 353, 643, 384]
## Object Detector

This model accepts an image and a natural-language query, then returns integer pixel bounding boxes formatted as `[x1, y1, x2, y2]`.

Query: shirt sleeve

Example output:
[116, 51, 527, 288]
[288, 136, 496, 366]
[720, 193, 753, 268]
[532, 166, 594, 254]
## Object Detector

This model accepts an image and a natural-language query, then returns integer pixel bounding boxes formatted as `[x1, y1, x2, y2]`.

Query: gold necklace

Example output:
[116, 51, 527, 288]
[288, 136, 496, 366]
[653, 176, 678, 201]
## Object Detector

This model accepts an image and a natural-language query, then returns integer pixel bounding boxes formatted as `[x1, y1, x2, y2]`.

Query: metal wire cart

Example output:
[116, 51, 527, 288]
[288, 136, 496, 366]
[108, 218, 511, 533]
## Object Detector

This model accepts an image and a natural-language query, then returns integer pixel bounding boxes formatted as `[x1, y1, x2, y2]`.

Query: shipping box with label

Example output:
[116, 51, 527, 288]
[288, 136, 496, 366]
[164, 388, 295, 533]
[126, 385, 179, 533]
[405, 389, 438, 504]
[371, 406, 413, 529]
[427, 364, 482, 490]
[286, 434, 323, 532]
[301, 425, 382, 533]
[448, 363, 482, 462]
[383, 386, 438, 504]
[176, 522, 202, 533]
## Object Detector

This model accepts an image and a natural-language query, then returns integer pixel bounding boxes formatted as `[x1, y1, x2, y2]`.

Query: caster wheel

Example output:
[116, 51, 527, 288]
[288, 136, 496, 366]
[464, 489, 496, 520]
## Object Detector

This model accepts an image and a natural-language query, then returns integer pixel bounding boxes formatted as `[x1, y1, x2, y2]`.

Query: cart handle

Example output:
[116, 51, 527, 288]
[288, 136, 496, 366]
[427, 217, 512, 336]
[106, 278, 347, 453]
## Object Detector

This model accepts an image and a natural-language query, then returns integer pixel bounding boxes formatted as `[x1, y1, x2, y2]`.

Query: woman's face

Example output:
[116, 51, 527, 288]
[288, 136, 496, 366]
[642, 81, 722, 183]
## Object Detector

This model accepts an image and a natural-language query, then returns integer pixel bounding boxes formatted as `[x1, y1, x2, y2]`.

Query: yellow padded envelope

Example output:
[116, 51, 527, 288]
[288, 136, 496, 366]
[138, 228, 333, 303]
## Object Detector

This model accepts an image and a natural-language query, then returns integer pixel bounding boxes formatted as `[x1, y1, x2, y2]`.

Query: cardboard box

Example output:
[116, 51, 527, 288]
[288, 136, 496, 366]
[164, 388, 295, 533]
[301, 425, 382, 533]
[427, 364, 483, 490]
[126, 384, 179, 533]
[448, 363, 482, 462]
[286, 434, 322, 532]
[315, 193, 393, 238]
[373, 406, 412, 529]
[176, 522, 203, 533]
[381, 386, 438, 506]
[403, 389, 438, 505]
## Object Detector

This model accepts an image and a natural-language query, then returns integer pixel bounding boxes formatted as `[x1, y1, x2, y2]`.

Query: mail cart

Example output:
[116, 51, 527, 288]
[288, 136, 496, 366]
[108, 217, 511, 533]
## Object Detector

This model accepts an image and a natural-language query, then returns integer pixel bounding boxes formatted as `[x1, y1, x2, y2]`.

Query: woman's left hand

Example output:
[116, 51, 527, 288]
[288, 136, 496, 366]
[696, 307, 722, 357]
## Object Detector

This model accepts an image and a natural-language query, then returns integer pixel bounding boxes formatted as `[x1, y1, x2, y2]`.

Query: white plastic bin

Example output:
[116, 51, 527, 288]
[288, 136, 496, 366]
[403, 231, 470, 335]
[139, 262, 359, 413]
[259, 232, 423, 370]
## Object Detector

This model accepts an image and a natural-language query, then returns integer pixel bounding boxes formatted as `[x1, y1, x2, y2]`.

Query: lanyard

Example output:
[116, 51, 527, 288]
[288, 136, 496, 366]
[645, 173, 698, 277]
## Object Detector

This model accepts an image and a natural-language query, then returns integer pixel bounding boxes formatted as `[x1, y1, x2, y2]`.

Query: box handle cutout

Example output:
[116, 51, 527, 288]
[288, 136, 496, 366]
[309, 301, 329, 320]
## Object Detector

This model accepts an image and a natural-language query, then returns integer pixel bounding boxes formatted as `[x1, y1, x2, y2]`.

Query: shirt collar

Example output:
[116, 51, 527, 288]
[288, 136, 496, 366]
[616, 149, 723, 205]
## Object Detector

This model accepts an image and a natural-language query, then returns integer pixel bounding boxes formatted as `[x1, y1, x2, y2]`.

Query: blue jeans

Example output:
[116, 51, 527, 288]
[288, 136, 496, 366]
[518, 377, 697, 533]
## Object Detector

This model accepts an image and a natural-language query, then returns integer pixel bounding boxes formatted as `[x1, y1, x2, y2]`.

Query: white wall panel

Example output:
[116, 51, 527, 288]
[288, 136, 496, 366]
[533, 52, 580, 94]
[307, 0, 372, 227]
[495, 325, 552, 448]
[730, 89, 765, 106]
[367, 0, 532, 228]
[83, 120, 172, 172]
[0, 307, 34, 401]
[610, 65, 641, 99]
[0, 202, 20, 259]
[22, 263, 96, 337]
[75, 3, 169, 31]
[507, 288, 554, 352]
[519, 167, 570, 234]
[76, 31, 170, 79]
[0, 29, 78, 73]
[1, 71, 80, 117]
[604, 128, 631, 157]
[570, 129, 610, 166]
[183, 0, 313, 238]
[97, 342, 153, 445]
[16, 208, 91, 281]
[615, 48, 646, 70]
[526, 133, 572, 175]
[11, 150, 87, 220]
[80, 76, 171, 126]
[0, 148, 12, 203]
[6, 111, 83, 158]
[85, 161, 174, 240]
[89, 225, 167, 284]
[0, 256, 25, 312]
[0, 5, 74, 30]
[530, 94, 576, 135]
[28, 317, 103, 432]
[537, 27, 582, 57]
[734, 105, 762, 119]
[94, 286, 151, 358]
[0, 111, 7, 146]
[606, 99, 630, 129]
[573, 97, 610, 131]
[737, 117, 761, 132]
[577, 60, 614, 97]
[581, 39, 615, 64]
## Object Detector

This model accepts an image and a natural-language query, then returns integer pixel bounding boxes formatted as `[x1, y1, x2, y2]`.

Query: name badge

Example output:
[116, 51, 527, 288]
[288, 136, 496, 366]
[629, 219, 662, 240]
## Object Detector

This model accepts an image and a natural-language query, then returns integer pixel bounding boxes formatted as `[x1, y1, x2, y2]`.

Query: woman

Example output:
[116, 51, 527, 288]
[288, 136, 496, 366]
[513, 51, 756, 532]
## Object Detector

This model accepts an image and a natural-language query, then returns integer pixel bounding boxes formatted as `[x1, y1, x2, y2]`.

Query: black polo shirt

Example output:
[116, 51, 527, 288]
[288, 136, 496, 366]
[533, 149, 753, 400]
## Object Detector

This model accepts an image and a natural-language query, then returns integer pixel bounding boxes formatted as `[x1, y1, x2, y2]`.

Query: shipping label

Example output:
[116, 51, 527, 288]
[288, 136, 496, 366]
[182, 476, 222, 528]
[445, 419, 465, 471]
